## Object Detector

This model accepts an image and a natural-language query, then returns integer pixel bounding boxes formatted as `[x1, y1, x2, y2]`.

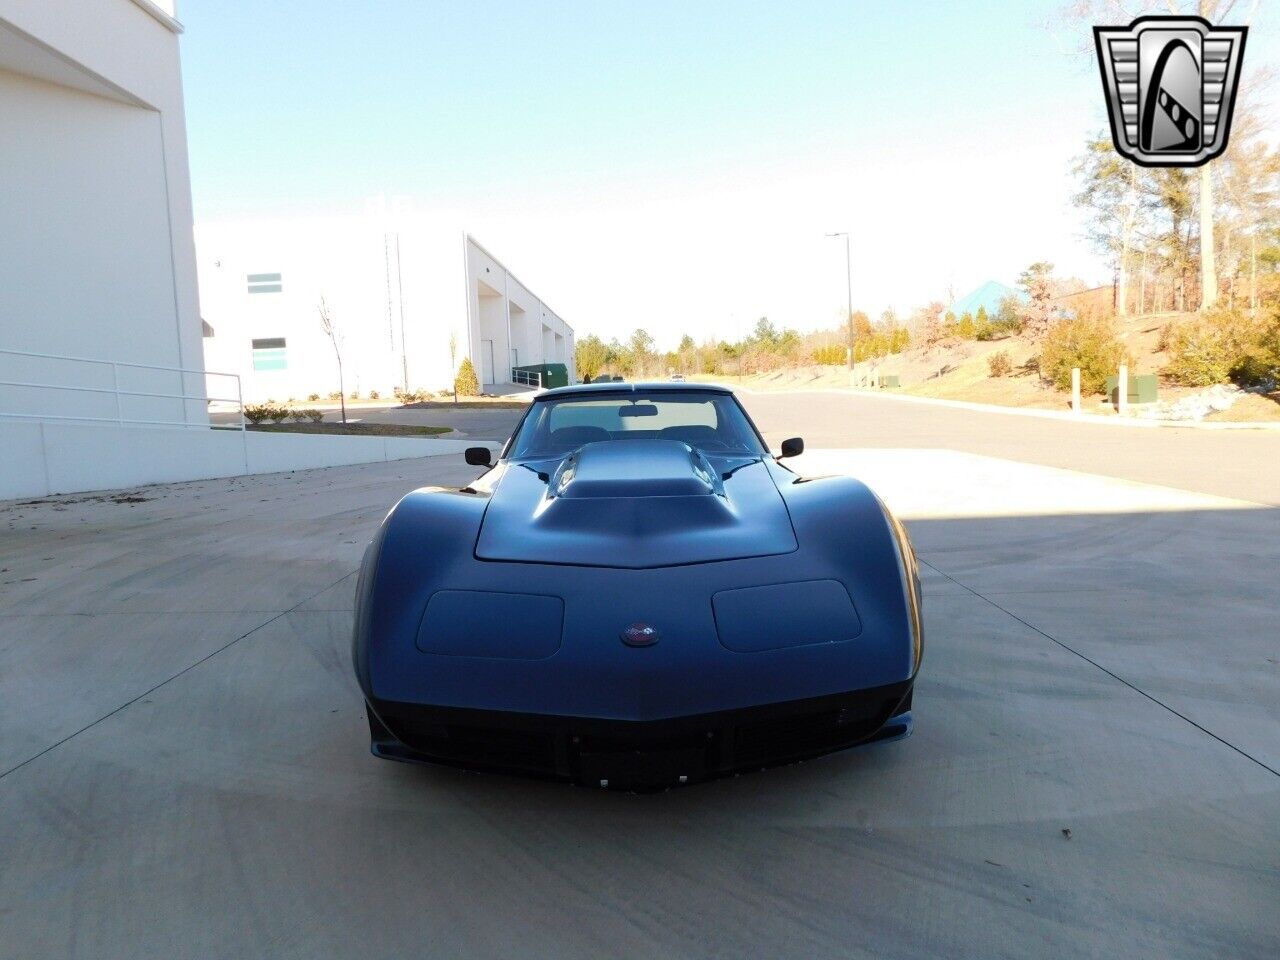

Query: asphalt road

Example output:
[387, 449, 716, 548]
[338, 402, 526, 441]
[738, 389, 1280, 506]
[279, 389, 1280, 504]
[211, 402, 527, 442]
[1, 395, 1278, 959]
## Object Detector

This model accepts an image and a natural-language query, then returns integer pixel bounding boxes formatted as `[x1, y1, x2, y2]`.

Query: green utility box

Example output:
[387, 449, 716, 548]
[1104, 373, 1158, 405]
[513, 363, 569, 389]
[877, 375, 901, 389]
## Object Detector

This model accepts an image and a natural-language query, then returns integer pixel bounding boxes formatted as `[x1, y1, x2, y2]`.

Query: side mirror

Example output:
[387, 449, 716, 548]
[779, 437, 804, 459]
[465, 447, 493, 467]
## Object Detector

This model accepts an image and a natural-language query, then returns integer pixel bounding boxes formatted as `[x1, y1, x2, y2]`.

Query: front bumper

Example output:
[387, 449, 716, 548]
[365, 679, 913, 790]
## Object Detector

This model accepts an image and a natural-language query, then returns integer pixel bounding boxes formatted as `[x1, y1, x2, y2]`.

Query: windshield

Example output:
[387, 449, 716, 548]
[508, 391, 767, 458]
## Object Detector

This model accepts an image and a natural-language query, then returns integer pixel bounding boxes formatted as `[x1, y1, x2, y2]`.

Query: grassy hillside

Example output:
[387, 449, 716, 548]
[690, 312, 1280, 422]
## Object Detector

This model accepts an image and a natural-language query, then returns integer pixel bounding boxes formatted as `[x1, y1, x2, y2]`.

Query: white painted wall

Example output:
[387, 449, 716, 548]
[0, 1, 203, 424]
[0, 420, 486, 501]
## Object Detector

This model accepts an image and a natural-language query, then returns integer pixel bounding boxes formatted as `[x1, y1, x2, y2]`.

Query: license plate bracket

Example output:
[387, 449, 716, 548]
[576, 746, 707, 789]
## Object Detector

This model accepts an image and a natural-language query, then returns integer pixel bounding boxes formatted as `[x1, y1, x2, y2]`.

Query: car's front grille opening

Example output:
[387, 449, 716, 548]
[732, 694, 900, 767]
[372, 680, 911, 787]
[390, 717, 558, 776]
[736, 711, 865, 766]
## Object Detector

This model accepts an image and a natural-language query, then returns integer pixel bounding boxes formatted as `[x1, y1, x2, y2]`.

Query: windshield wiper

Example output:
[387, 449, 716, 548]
[518, 462, 552, 482]
[719, 456, 762, 481]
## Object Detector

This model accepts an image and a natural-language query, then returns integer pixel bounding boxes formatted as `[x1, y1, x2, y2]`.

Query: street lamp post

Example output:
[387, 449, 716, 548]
[827, 232, 854, 373]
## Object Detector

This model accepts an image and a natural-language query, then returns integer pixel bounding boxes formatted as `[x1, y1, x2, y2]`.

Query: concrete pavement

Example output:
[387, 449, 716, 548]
[1, 433, 1277, 958]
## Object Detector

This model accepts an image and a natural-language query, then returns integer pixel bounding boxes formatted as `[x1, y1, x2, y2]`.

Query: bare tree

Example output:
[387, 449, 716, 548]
[448, 330, 458, 405]
[1019, 263, 1059, 339]
[1221, 139, 1280, 313]
[910, 302, 945, 351]
[1215, 62, 1278, 315]
[318, 297, 346, 425]
[1194, 0, 1255, 308]
[629, 328, 655, 377]
[1074, 138, 1156, 315]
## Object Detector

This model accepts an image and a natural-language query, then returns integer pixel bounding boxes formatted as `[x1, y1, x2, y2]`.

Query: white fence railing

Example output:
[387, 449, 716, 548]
[511, 368, 543, 388]
[0, 348, 244, 430]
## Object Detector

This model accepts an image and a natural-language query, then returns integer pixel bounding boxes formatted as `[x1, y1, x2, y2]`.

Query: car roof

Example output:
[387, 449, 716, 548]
[538, 381, 736, 398]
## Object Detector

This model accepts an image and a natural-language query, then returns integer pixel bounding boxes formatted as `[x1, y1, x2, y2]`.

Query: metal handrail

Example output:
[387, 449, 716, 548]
[0, 347, 216, 376]
[511, 368, 543, 388]
[0, 348, 244, 431]
[0, 379, 242, 404]
[0, 412, 243, 429]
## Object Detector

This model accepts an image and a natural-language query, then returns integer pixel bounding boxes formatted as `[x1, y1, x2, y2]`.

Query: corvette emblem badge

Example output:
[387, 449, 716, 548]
[621, 623, 660, 647]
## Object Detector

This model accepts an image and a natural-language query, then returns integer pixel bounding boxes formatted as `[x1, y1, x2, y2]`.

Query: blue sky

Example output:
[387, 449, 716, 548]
[179, 1, 1279, 346]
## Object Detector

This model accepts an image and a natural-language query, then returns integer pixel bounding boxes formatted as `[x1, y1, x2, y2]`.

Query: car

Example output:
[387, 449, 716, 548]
[352, 382, 922, 790]
[670, 373, 686, 381]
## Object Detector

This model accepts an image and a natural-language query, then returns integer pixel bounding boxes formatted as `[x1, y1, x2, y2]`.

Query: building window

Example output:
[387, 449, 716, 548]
[252, 338, 287, 371]
[247, 272, 282, 294]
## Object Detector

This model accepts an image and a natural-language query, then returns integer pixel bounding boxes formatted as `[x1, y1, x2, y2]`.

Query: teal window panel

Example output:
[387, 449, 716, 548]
[252, 341, 287, 371]
[247, 272, 283, 294]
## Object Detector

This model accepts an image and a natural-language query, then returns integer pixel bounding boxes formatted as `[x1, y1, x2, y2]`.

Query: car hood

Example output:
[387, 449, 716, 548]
[474, 439, 798, 568]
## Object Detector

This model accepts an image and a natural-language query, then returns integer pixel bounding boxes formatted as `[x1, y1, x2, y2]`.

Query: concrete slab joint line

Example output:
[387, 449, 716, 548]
[0, 569, 358, 784]
[920, 558, 1280, 780]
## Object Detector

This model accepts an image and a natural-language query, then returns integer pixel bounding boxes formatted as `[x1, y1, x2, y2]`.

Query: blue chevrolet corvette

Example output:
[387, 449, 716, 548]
[352, 383, 922, 789]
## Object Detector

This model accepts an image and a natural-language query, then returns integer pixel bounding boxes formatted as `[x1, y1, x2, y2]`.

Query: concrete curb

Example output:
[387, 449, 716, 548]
[0, 422, 503, 503]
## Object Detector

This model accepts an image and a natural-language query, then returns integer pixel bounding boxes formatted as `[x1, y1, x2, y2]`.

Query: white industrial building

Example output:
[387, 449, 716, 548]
[0, 1, 499, 499]
[197, 218, 575, 403]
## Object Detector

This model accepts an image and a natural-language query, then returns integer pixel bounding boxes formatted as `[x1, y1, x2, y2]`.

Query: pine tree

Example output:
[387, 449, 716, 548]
[455, 357, 480, 397]
[974, 305, 990, 339]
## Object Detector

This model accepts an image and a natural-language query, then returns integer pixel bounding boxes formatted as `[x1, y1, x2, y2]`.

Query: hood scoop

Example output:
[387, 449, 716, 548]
[551, 440, 723, 500]
[476, 440, 797, 569]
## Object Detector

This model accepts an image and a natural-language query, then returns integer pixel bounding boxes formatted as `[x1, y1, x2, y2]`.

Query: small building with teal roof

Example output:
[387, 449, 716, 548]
[944, 280, 1027, 319]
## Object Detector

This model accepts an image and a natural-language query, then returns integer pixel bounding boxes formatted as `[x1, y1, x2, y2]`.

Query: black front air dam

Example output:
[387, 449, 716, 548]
[365, 680, 913, 790]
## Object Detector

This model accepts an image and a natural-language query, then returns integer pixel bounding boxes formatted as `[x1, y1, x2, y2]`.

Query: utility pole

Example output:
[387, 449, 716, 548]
[827, 232, 854, 371]
[395, 233, 408, 392]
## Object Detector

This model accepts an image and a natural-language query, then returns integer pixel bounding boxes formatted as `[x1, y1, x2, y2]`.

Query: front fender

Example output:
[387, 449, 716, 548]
[352, 487, 489, 700]
[775, 467, 922, 677]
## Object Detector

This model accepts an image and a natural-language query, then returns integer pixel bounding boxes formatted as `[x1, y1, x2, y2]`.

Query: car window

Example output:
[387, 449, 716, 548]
[510, 392, 765, 457]
[548, 399, 717, 433]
